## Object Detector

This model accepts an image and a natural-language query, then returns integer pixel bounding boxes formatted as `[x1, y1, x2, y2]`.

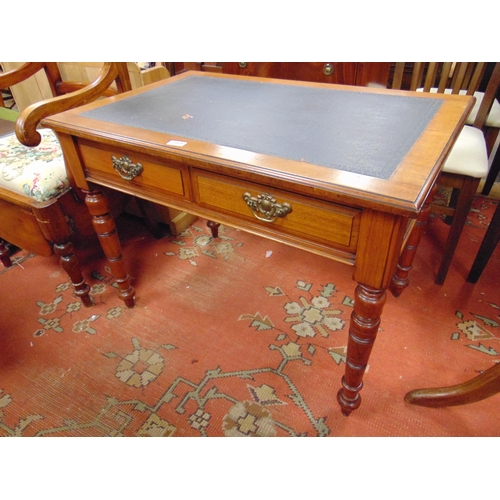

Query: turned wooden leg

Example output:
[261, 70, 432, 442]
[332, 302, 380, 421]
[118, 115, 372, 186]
[84, 189, 135, 308]
[207, 220, 220, 238]
[32, 202, 92, 307]
[337, 284, 387, 416]
[53, 241, 92, 307]
[390, 183, 437, 297]
[405, 362, 500, 408]
[0, 239, 12, 267]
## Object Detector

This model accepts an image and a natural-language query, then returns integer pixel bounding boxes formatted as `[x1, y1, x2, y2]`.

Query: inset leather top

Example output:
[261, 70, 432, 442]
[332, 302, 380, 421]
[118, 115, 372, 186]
[81, 75, 443, 180]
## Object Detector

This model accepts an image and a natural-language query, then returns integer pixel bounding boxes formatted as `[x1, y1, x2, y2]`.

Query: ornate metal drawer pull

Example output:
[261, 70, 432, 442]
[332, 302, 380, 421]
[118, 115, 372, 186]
[243, 192, 292, 223]
[111, 155, 143, 181]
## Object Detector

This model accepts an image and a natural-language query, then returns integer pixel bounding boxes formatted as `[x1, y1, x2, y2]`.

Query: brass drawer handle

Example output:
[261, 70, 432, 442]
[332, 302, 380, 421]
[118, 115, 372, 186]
[111, 155, 144, 181]
[243, 192, 292, 222]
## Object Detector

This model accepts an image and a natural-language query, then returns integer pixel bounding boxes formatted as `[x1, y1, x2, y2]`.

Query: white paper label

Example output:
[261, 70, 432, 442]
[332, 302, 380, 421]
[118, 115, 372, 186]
[167, 140, 187, 147]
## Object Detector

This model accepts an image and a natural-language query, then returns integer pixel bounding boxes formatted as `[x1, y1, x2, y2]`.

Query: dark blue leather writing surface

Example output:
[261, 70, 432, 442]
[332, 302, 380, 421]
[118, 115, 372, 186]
[81, 76, 443, 179]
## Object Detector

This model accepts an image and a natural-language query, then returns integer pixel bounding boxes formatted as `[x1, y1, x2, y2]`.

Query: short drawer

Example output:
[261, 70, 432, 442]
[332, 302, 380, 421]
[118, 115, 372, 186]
[192, 170, 360, 252]
[78, 140, 188, 200]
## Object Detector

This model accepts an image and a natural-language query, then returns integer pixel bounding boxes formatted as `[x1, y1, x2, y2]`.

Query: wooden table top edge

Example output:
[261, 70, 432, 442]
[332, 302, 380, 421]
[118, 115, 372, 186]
[42, 71, 474, 218]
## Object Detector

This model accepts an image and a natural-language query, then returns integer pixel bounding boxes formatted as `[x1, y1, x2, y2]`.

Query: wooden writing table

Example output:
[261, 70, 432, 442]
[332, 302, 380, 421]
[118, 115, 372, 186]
[43, 72, 474, 416]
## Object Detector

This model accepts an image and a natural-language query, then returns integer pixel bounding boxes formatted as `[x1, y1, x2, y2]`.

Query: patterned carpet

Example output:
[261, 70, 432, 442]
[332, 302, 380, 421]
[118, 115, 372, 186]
[0, 195, 499, 438]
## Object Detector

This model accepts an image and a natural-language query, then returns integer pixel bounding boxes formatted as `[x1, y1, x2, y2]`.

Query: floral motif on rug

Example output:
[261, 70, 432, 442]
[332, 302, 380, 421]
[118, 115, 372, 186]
[0, 248, 353, 436]
[0, 203, 498, 437]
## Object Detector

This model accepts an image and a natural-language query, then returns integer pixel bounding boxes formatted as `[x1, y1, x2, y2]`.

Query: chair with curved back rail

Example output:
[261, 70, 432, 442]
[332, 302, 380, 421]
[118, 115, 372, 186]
[390, 62, 500, 287]
[0, 62, 132, 306]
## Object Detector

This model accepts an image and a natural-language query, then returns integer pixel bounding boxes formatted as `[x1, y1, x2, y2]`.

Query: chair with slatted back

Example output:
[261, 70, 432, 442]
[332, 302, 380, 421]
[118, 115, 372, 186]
[0, 62, 132, 306]
[390, 62, 500, 285]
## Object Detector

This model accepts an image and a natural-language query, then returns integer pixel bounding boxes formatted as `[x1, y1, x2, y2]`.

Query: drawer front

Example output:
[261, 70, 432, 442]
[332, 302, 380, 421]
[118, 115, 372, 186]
[193, 170, 360, 252]
[78, 140, 188, 200]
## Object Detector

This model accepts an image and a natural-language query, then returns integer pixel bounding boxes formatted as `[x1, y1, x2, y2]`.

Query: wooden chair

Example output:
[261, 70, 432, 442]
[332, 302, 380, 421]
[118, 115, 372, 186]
[390, 62, 500, 285]
[0, 62, 132, 306]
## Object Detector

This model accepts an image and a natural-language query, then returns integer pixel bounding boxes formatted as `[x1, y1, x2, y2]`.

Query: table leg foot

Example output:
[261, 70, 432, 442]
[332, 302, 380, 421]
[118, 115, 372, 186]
[337, 380, 362, 416]
[84, 189, 135, 308]
[337, 283, 386, 416]
[207, 220, 220, 238]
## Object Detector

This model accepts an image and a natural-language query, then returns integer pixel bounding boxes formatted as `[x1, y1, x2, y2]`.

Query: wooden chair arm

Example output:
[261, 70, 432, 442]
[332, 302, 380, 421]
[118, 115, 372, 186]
[0, 62, 47, 88]
[15, 62, 130, 147]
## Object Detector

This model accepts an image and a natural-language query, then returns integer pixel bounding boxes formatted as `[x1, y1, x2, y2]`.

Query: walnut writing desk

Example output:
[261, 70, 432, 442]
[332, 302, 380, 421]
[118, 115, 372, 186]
[43, 72, 473, 416]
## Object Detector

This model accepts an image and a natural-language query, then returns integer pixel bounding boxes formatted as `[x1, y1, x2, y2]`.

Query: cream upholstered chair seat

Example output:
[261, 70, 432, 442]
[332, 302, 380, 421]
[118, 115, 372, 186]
[442, 125, 489, 177]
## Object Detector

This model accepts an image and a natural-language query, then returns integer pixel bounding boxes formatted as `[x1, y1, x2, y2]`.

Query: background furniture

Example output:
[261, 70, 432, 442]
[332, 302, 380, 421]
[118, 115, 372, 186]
[389, 62, 500, 286]
[168, 62, 392, 87]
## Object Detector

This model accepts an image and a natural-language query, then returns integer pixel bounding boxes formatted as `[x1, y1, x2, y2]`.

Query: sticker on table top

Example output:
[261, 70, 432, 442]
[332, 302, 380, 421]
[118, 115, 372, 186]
[167, 140, 187, 147]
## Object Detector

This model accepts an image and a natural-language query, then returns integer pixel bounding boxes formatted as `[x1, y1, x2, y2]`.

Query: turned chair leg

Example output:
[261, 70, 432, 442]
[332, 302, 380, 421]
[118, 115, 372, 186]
[32, 202, 92, 307]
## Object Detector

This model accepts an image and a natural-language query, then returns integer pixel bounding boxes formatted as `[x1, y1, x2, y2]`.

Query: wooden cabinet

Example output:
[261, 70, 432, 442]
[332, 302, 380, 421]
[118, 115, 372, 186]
[170, 62, 391, 87]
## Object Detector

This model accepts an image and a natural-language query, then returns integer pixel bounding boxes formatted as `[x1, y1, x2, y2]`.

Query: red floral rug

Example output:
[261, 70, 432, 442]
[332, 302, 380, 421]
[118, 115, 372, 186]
[0, 196, 498, 437]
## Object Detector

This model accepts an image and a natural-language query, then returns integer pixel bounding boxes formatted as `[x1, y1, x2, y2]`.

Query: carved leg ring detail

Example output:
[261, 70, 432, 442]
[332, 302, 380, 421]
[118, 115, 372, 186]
[84, 190, 135, 308]
[54, 241, 92, 307]
[337, 284, 386, 416]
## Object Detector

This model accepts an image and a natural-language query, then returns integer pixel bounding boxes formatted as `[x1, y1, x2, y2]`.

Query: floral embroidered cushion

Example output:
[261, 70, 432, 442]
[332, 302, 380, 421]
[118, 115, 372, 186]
[0, 129, 69, 202]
